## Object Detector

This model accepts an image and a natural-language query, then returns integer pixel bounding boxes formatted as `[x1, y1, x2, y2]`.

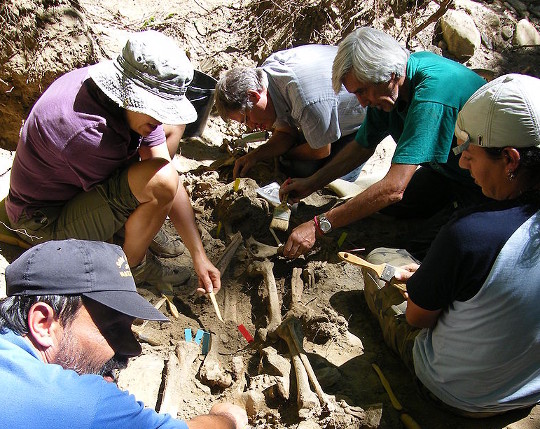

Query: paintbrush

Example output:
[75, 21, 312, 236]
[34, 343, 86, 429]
[269, 193, 291, 231]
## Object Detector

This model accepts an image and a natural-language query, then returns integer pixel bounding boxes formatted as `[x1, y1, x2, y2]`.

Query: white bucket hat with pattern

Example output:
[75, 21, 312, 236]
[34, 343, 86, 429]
[88, 30, 197, 125]
[453, 73, 540, 155]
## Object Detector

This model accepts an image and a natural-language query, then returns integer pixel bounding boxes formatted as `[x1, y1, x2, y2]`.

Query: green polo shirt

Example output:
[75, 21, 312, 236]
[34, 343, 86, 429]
[355, 51, 486, 185]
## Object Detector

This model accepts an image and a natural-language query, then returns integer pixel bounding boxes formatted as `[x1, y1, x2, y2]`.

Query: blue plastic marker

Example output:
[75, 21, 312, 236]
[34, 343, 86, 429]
[194, 329, 204, 345]
[202, 332, 211, 355]
[184, 328, 192, 342]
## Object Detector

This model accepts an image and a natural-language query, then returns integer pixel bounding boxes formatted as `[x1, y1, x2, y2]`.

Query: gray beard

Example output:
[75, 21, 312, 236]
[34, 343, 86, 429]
[53, 332, 128, 382]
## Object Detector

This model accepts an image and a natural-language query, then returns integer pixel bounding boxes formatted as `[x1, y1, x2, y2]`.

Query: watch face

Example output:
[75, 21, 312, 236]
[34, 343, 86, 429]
[319, 216, 332, 233]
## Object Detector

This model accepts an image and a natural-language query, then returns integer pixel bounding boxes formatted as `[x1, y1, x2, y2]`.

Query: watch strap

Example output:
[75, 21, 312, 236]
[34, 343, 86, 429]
[313, 215, 324, 235]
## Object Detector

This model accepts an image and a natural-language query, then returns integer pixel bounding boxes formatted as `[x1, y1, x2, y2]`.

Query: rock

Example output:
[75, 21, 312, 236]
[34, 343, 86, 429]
[261, 346, 291, 378]
[241, 390, 271, 418]
[365, 404, 384, 429]
[455, 0, 500, 28]
[513, 19, 540, 46]
[440, 9, 481, 61]
[481, 32, 493, 49]
[259, 346, 291, 400]
[502, 25, 514, 40]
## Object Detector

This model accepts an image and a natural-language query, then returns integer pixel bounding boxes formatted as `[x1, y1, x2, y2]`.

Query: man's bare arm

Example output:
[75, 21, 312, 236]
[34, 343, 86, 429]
[286, 142, 331, 160]
[187, 403, 248, 429]
[325, 163, 418, 229]
[281, 163, 418, 259]
[406, 299, 441, 328]
[280, 141, 375, 202]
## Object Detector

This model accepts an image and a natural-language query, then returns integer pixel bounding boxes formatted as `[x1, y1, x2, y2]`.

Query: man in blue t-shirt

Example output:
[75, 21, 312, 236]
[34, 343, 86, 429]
[280, 27, 487, 260]
[0, 239, 248, 429]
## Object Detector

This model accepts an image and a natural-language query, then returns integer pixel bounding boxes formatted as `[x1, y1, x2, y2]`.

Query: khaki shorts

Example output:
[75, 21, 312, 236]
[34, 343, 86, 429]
[13, 168, 139, 246]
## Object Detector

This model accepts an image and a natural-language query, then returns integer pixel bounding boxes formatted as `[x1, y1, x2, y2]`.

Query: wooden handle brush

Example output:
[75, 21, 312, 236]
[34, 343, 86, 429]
[269, 193, 290, 231]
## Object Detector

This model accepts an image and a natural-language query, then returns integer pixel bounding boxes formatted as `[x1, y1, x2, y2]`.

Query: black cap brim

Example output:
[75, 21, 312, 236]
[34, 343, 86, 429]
[84, 290, 169, 322]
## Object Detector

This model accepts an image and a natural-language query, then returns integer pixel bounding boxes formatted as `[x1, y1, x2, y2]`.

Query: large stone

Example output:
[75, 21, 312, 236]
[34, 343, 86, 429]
[440, 9, 481, 61]
[441, 10, 482, 61]
[513, 19, 540, 46]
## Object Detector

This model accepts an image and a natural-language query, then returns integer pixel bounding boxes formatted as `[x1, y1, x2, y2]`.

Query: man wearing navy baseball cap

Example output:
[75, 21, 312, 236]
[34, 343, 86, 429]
[0, 239, 247, 429]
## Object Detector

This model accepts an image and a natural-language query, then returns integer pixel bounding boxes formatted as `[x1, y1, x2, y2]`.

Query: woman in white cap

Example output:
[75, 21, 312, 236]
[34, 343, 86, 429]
[362, 74, 540, 417]
[6, 30, 221, 295]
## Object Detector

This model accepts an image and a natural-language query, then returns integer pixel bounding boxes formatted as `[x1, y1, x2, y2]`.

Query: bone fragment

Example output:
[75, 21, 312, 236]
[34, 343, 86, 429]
[175, 341, 200, 380]
[117, 354, 164, 410]
[291, 267, 304, 307]
[245, 236, 280, 259]
[223, 280, 238, 323]
[240, 389, 276, 419]
[232, 355, 245, 380]
[199, 331, 233, 389]
[199, 359, 233, 388]
[260, 346, 291, 400]
[215, 231, 243, 276]
[209, 232, 242, 322]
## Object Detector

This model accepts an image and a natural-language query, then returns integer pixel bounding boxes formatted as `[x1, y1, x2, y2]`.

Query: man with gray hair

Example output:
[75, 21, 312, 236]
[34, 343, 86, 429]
[281, 27, 487, 259]
[215, 45, 366, 181]
[6, 31, 221, 295]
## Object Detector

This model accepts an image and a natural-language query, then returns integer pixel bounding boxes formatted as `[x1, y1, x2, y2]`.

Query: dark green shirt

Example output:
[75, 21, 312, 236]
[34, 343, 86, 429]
[355, 51, 486, 186]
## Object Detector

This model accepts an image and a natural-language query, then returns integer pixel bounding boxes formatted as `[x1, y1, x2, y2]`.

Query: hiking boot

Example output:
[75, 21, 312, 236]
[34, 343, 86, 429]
[132, 255, 191, 287]
[149, 227, 185, 258]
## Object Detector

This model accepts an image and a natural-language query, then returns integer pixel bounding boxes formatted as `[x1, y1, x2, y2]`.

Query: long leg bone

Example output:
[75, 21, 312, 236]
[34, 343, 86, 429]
[248, 259, 282, 333]
[215, 231, 243, 276]
[287, 321, 335, 412]
[288, 269, 335, 412]
[159, 342, 201, 415]
[277, 318, 319, 417]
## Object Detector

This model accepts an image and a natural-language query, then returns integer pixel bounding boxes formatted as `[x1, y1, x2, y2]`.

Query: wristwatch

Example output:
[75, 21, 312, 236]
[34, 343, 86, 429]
[316, 214, 332, 234]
